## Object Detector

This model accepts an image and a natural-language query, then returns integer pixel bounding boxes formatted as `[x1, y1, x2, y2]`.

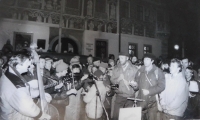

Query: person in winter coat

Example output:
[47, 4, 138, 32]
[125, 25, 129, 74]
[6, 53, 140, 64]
[131, 53, 165, 120]
[184, 80, 200, 119]
[0, 53, 51, 120]
[110, 52, 138, 120]
[159, 58, 189, 120]
[83, 69, 107, 120]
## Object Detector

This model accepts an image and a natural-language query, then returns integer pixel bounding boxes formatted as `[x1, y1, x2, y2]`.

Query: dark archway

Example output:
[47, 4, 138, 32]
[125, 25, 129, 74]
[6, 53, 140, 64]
[52, 37, 78, 54]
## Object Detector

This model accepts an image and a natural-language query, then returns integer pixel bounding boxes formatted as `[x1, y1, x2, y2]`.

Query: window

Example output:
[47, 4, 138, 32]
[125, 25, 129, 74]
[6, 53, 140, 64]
[128, 43, 138, 57]
[144, 45, 152, 54]
[66, 0, 79, 9]
[137, 5, 144, 21]
[95, 0, 106, 13]
[121, 0, 130, 18]
[95, 39, 108, 58]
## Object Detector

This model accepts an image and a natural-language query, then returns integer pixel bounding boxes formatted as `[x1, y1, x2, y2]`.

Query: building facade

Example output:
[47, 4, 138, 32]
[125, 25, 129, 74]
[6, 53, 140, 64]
[0, 0, 169, 59]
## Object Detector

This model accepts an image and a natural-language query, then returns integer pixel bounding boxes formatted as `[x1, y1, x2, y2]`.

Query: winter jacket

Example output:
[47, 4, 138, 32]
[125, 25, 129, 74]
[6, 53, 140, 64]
[83, 81, 107, 119]
[0, 71, 42, 120]
[110, 61, 138, 97]
[135, 65, 165, 109]
[160, 73, 189, 117]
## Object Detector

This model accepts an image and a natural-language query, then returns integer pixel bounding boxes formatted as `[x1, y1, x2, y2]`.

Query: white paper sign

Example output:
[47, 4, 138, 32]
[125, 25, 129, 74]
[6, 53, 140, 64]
[119, 107, 142, 120]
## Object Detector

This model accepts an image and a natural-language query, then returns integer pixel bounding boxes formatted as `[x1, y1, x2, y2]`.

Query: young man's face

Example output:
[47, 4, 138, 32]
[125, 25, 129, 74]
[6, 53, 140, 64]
[18, 59, 32, 74]
[119, 55, 127, 65]
[182, 59, 189, 69]
[39, 59, 45, 69]
[144, 57, 153, 67]
[170, 62, 180, 74]
[185, 69, 193, 80]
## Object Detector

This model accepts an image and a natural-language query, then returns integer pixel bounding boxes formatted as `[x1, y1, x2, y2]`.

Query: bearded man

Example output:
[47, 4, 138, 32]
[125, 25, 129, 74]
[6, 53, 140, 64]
[110, 52, 138, 120]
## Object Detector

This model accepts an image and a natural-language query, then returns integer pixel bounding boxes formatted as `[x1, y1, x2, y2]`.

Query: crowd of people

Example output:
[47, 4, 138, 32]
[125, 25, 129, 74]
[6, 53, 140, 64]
[0, 43, 200, 120]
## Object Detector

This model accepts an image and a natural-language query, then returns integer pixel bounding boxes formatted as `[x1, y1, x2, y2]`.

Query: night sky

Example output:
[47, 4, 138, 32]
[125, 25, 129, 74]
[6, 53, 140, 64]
[166, 0, 199, 62]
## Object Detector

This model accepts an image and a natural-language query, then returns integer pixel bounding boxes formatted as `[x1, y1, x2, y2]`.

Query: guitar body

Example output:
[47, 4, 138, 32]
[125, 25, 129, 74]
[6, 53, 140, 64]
[37, 100, 60, 120]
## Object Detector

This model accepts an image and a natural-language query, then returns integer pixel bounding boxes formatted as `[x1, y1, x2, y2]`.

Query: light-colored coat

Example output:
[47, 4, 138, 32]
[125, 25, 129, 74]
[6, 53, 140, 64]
[0, 74, 41, 120]
[160, 73, 189, 117]
[83, 81, 107, 119]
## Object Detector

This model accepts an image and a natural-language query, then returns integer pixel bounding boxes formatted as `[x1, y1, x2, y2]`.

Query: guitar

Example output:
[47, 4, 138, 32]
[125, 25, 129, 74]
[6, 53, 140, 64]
[30, 43, 59, 120]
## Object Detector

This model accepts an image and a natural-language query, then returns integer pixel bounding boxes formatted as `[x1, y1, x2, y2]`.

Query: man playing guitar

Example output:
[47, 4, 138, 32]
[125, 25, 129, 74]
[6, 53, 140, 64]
[0, 53, 51, 120]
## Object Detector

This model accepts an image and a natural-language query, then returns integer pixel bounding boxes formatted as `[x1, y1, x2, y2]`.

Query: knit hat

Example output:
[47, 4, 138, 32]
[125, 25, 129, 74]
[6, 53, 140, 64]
[143, 53, 156, 61]
[119, 52, 129, 57]
[56, 61, 69, 73]
[70, 56, 80, 65]
[99, 62, 108, 68]
[189, 81, 199, 92]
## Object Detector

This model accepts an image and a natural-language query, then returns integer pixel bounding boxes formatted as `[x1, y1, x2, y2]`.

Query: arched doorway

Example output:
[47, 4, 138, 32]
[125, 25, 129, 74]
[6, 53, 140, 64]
[52, 37, 78, 54]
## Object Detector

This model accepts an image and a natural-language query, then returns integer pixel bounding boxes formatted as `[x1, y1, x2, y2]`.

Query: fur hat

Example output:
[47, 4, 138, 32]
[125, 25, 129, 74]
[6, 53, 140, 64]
[99, 62, 108, 68]
[143, 53, 156, 61]
[70, 56, 80, 65]
[189, 81, 199, 92]
[56, 61, 69, 73]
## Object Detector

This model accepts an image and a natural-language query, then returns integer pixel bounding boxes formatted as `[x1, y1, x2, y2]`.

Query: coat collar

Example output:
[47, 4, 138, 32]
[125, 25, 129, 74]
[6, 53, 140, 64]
[139, 64, 157, 73]
[5, 69, 25, 88]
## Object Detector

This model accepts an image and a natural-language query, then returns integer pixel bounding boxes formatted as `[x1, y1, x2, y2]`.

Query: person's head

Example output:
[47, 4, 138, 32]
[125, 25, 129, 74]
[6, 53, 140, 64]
[45, 58, 53, 70]
[55, 61, 69, 75]
[8, 54, 32, 74]
[87, 56, 93, 65]
[71, 64, 82, 74]
[109, 54, 115, 60]
[108, 59, 115, 67]
[134, 59, 143, 69]
[56, 69, 68, 77]
[161, 60, 170, 71]
[118, 52, 129, 65]
[91, 66, 97, 73]
[0, 58, 4, 66]
[143, 53, 155, 68]
[2, 56, 7, 65]
[181, 58, 189, 69]
[93, 60, 101, 67]
[39, 57, 45, 69]
[131, 56, 137, 64]
[169, 58, 182, 74]
[185, 66, 194, 81]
